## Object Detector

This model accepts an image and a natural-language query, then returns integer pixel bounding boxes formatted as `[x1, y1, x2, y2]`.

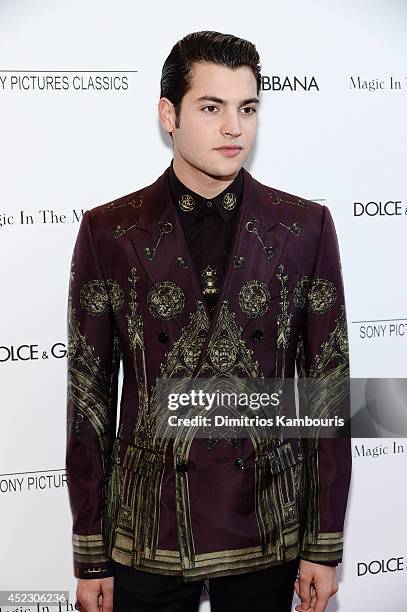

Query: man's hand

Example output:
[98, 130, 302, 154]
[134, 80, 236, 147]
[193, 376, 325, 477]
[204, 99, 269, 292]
[76, 577, 114, 612]
[293, 560, 338, 612]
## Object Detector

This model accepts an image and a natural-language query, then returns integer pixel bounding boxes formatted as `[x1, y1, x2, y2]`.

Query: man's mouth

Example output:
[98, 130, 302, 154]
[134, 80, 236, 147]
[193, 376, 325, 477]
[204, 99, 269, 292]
[214, 145, 243, 157]
[214, 145, 243, 150]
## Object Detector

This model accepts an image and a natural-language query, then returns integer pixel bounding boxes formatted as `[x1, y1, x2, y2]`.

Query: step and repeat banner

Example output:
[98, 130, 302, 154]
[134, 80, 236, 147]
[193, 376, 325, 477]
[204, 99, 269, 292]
[1, 0, 406, 610]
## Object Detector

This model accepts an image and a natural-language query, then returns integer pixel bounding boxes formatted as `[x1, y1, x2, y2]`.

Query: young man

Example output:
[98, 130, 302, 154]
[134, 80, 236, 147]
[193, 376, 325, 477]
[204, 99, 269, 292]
[66, 31, 351, 612]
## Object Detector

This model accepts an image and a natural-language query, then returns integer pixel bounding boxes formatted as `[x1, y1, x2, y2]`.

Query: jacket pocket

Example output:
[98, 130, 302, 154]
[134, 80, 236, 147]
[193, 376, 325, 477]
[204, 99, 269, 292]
[107, 437, 165, 549]
[257, 438, 304, 527]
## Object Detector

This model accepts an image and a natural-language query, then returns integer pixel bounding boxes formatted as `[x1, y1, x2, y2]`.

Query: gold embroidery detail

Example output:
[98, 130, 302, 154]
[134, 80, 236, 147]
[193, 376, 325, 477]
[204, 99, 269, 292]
[201, 265, 219, 295]
[110, 543, 301, 579]
[105, 267, 166, 565]
[126, 267, 152, 442]
[179, 194, 195, 212]
[275, 264, 292, 380]
[239, 280, 271, 318]
[209, 335, 237, 371]
[294, 276, 337, 314]
[80, 279, 124, 316]
[72, 533, 111, 564]
[67, 260, 122, 565]
[144, 221, 173, 261]
[167, 301, 299, 565]
[296, 306, 349, 547]
[223, 192, 237, 210]
[67, 304, 121, 454]
[278, 221, 302, 236]
[269, 192, 311, 209]
[147, 281, 185, 320]
[246, 218, 276, 260]
[308, 278, 337, 314]
[153, 301, 210, 384]
[104, 193, 143, 238]
[301, 532, 344, 562]
[293, 276, 311, 310]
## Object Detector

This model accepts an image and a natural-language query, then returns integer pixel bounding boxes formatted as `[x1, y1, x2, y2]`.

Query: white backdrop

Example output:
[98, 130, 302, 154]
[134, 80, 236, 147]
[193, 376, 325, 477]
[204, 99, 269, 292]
[0, 0, 406, 610]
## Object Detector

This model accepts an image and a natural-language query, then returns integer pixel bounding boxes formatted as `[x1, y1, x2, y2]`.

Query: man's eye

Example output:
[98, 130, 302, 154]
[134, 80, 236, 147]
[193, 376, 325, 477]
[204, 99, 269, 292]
[242, 107, 256, 114]
[202, 106, 218, 113]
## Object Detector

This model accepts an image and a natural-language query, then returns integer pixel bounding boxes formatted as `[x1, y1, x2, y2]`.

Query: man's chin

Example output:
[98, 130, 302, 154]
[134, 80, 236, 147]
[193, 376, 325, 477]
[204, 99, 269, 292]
[201, 160, 244, 181]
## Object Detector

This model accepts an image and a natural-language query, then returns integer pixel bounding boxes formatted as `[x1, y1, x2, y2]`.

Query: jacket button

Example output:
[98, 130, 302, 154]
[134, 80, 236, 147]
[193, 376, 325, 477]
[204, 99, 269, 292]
[176, 462, 188, 474]
[235, 457, 247, 469]
[252, 329, 263, 341]
[158, 332, 169, 343]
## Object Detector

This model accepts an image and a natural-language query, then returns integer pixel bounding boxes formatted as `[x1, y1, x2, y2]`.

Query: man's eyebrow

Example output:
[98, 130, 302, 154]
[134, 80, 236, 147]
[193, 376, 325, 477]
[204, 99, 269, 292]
[195, 95, 260, 105]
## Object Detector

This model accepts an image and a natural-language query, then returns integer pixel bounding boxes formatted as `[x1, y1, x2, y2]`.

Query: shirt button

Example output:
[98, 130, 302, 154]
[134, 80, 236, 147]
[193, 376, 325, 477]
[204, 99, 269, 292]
[158, 332, 169, 343]
[206, 201, 213, 208]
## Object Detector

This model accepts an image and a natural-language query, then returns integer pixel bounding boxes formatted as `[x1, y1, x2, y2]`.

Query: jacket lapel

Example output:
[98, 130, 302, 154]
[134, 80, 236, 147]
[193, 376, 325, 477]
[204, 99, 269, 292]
[207, 169, 291, 338]
[126, 168, 208, 334]
[126, 166, 292, 340]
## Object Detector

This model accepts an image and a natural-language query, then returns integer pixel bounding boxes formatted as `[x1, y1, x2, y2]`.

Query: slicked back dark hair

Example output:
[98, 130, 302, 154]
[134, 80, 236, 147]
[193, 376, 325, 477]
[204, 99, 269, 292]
[160, 30, 262, 129]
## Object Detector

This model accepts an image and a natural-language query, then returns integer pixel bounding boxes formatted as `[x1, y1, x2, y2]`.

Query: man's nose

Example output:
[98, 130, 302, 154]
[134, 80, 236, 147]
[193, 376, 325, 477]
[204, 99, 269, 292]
[221, 112, 242, 137]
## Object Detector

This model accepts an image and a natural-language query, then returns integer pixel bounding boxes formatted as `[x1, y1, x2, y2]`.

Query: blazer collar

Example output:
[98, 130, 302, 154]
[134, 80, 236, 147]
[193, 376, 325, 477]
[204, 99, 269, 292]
[167, 159, 243, 224]
[133, 164, 270, 233]
[126, 164, 291, 352]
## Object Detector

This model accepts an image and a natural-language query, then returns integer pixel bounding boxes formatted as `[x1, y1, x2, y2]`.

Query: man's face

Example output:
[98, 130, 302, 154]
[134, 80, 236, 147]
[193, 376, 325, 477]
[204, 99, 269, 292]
[167, 62, 259, 179]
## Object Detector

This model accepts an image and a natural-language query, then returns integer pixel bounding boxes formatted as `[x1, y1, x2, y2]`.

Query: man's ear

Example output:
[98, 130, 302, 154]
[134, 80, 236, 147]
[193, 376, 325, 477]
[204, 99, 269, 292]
[158, 97, 176, 136]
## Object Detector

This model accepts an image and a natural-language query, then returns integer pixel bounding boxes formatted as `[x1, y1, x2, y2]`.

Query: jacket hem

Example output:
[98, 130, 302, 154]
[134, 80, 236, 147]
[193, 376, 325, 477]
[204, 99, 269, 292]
[109, 542, 301, 582]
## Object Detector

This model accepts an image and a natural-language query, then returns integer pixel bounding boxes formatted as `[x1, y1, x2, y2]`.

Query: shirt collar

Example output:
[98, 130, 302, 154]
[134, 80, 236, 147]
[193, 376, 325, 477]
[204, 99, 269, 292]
[168, 159, 243, 223]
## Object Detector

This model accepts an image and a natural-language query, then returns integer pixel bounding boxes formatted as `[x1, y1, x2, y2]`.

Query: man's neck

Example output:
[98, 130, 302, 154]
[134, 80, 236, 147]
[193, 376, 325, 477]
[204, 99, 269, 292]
[172, 156, 240, 199]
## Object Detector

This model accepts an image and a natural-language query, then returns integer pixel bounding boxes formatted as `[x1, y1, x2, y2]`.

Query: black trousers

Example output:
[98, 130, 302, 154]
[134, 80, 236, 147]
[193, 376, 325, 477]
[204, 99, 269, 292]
[112, 556, 299, 612]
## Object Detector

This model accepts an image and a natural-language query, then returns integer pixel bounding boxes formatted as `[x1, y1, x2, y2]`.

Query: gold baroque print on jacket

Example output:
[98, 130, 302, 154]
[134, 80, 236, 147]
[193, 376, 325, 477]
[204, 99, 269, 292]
[66, 172, 351, 581]
[67, 270, 122, 567]
[67, 299, 121, 457]
[201, 265, 219, 296]
[147, 281, 185, 320]
[293, 276, 337, 314]
[103, 193, 143, 239]
[72, 534, 111, 567]
[209, 335, 237, 371]
[308, 305, 349, 381]
[293, 276, 311, 310]
[308, 278, 337, 314]
[269, 191, 311, 209]
[126, 267, 150, 439]
[295, 305, 349, 555]
[275, 264, 293, 382]
[80, 279, 124, 316]
[197, 300, 263, 379]
[239, 280, 271, 319]
[151, 300, 211, 446]
[163, 300, 305, 570]
[106, 266, 168, 568]
[108, 298, 212, 567]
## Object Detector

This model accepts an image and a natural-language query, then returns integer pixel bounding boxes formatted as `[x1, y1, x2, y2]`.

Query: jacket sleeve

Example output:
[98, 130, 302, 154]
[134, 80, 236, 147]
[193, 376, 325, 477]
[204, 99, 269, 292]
[296, 204, 352, 565]
[65, 210, 122, 579]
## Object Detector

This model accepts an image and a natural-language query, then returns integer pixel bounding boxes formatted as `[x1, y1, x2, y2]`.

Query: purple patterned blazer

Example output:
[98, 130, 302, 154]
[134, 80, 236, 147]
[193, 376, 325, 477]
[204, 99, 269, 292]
[66, 164, 352, 581]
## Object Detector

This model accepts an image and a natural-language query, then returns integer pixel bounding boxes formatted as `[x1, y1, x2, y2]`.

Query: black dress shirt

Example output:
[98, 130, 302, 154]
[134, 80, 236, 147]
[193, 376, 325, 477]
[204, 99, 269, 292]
[168, 160, 243, 315]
